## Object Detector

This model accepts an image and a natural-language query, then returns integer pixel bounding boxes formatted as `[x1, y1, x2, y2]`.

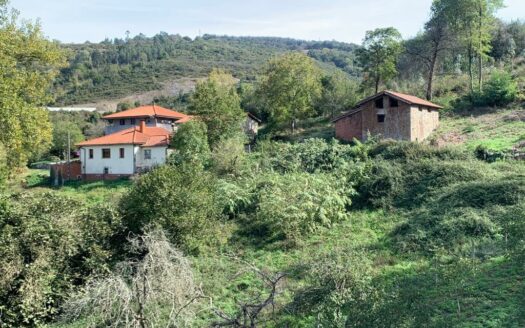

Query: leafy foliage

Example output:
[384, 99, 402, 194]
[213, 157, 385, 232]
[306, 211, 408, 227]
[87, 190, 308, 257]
[253, 172, 353, 244]
[119, 165, 220, 253]
[0, 193, 121, 326]
[356, 27, 403, 93]
[258, 52, 322, 132]
[188, 69, 245, 146]
[0, 3, 66, 168]
[169, 119, 211, 168]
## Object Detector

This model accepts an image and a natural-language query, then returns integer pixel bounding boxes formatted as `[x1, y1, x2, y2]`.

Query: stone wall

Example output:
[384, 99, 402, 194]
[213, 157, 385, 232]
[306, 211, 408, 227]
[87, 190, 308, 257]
[335, 112, 362, 141]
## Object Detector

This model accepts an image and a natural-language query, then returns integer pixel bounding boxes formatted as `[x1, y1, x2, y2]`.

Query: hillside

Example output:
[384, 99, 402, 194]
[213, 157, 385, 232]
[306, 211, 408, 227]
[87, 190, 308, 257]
[16, 122, 525, 327]
[53, 34, 359, 106]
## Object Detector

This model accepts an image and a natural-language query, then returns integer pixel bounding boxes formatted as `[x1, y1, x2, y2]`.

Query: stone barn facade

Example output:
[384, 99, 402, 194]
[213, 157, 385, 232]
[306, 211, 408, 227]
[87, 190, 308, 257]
[333, 90, 442, 142]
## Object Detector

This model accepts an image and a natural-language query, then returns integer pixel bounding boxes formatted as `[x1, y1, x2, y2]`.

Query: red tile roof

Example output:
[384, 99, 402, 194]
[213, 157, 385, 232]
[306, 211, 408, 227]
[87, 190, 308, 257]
[356, 90, 443, 109]
[76, 126, 170, 147]
[174, 115, 194, 123]
[103, 105, 190, 120]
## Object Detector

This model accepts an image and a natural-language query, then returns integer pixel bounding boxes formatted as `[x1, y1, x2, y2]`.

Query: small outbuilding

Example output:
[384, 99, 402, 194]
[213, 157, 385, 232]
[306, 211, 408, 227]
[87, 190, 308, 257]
[332, 90, 443, 142]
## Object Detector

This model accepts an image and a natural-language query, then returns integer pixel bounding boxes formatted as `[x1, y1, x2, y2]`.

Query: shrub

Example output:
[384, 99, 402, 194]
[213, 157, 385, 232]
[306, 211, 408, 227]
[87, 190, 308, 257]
[392, 207, 500, 253]
[119, 164, 220, 252]
[61, 230, 202, 328]
[356, 159, 405, 208]
[169, 120, 211, 168]
[0, 193, 120, 326]
[211, 133, 248, 176]
[391, 176, 525, 254]
[482, 70, 518, 107]
[253, 172, 353, 244]
[368, 141, 470, 161]
[253, 138, 366, 174]
[289, 250, 382, 328]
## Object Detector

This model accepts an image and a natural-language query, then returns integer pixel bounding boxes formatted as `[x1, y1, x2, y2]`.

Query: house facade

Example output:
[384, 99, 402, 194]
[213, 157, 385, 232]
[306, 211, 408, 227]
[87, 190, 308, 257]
[333, 90, 442, 142]
[77, 105, 191, 180]
[103, 105, 192, 134]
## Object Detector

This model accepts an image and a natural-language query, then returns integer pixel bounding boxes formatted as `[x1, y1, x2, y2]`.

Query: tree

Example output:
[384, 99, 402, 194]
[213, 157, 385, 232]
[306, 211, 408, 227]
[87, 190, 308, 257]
[169, 119, 211, 168]
[440, 0, 504, 92]
[0, 1, 66, 168]
[188, 69, 244, 146]
[405, 1, 453, 100]
[51, 121, 85, 159]
[319, 70, 360, 118]
[356, 28, 403, 94]
[258, 52, 322, 133]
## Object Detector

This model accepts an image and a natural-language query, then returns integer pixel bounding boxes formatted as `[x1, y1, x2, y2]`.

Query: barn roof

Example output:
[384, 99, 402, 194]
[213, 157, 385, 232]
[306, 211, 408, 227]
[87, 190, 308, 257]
[76, 126, 170, 147]
[356, 90, 443, 109]
[332, 90, 443, 123]
[103, 105, 190, 121]
[247, 112, 262, 123]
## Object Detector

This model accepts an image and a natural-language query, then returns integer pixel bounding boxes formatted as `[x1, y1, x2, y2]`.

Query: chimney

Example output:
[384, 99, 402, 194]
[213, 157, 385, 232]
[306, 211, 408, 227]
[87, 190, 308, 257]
[139, 120, 146, 133]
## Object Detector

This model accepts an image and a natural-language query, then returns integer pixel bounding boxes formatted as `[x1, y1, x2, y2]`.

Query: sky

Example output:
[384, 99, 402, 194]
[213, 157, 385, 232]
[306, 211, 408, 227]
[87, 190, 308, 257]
[10, 0, 525, 44]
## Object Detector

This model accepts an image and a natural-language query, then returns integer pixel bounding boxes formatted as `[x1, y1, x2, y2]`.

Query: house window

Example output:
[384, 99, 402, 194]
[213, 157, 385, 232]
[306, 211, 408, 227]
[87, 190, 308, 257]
[103, 167, 109, 174]
[377, 108, 386, 123]
[144, 149, 151, 160]
[375, 98, 384, 109]
[130, 118, 136, 124]
[119, 119, 126, 125]
[389, 98, 399, 107]
[89, 149, 93, 159]
[119, 148, 125, 158]
[108, 119, 113, 124]
[102, 148, 111, 158]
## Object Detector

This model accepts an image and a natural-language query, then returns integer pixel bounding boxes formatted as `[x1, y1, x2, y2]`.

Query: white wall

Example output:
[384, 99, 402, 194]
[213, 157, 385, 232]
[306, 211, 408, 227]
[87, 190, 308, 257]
[80, 145, 135, 175]
[135, 146, 167, 171]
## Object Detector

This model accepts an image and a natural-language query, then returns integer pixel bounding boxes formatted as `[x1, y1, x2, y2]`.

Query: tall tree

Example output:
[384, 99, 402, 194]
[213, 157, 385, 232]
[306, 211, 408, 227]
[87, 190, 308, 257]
[188, 69, 244, 146]
[258, 52, 322, 133]
[441, 0, 504, 92]
[0, 1, 66, 168]
[405, 0, 453, 100]
[356, 28, 403, 94]
[319, 70, 360, 118]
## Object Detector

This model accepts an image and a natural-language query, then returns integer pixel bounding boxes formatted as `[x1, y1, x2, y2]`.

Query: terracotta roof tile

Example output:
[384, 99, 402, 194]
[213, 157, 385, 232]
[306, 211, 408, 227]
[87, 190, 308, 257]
[76, 126, 170, 147]
[355, 90, 443, 109]
[103, 105, 190, 120]
[384, 91, 443, 109]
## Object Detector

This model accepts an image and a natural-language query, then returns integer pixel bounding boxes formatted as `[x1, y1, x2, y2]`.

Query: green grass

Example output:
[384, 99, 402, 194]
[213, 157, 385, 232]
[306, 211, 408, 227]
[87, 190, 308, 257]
[436, 108, 525, 151]
[17, 169, 132, 204]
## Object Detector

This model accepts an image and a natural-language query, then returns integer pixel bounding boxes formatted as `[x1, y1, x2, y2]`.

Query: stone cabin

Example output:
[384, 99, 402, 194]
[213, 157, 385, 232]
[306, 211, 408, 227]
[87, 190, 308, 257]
[332, 90, 443, 142]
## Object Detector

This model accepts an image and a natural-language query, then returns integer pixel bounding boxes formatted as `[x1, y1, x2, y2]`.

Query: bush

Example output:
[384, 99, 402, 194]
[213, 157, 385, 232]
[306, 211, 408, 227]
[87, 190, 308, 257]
[0, 193, 120, 326]
[61, 230, 201, 328]
[368, 141, 470, 161]
[253, 172, 353, 244]
[254, 138, 366, 174]
[169, 120, 211, 168]
[211, 133, 248, 176]
[119, 165, 220, 253]
[482, 71, 518, 107]
[391, 176, 525, 254]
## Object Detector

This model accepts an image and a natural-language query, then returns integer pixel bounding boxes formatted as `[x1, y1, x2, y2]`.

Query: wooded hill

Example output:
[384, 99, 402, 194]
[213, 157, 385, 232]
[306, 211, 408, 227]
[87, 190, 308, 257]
[53, 34, 359, 105]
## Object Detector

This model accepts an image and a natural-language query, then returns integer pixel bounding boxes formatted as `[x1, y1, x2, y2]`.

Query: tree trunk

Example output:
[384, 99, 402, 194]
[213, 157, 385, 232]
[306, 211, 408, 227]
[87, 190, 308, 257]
[426, 49, 439, 101]
[478, 5, 484, 93]
[467, 44, 474, 94]
[375, 76, 380, 94]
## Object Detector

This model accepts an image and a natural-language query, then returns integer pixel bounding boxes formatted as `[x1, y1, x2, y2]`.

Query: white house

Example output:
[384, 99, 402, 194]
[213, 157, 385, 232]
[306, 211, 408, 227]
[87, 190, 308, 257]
[77, 105, 191, 180]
